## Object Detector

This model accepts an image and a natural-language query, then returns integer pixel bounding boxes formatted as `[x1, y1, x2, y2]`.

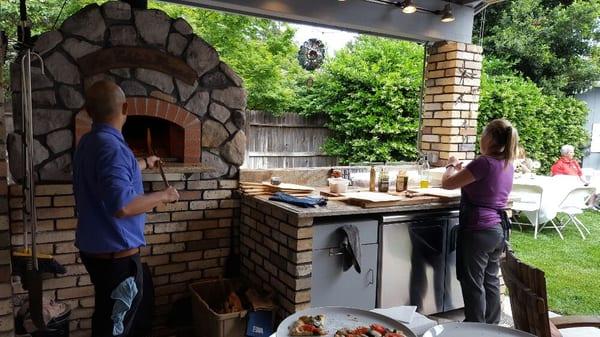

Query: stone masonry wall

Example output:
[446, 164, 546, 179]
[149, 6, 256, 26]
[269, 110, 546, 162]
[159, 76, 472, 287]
[0, 38, 15, 337]
[9, 1, 247, 181]
[8, 175, 240, 337]
[421, 41, 483, 165]
[239, 196, 313, 319]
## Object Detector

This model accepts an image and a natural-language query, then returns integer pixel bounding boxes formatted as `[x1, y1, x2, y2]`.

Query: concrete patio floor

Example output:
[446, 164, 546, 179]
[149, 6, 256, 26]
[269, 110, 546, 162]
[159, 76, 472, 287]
[428, 295, 600, 337]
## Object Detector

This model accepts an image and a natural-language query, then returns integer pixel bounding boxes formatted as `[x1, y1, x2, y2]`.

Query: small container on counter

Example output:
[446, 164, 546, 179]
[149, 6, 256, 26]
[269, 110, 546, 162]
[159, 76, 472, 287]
[369, 166, 377, 192]
[328, 178, 350, 194]
[270, 176, 281, 185]
[396, 170, 408, 192]
[378, 168, 389, 192]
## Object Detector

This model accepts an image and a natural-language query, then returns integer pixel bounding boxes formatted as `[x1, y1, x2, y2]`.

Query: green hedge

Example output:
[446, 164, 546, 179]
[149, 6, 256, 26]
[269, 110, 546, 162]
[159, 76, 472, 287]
[478, 64, 589, 173]
[297, 36, 423, 163]
[298, 38, 589, 170]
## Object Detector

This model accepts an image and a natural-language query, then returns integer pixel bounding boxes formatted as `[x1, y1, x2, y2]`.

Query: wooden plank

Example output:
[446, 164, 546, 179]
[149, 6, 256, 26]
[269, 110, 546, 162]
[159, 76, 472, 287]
[249, 123, 327, 128]
[77, 47, 197, 84]
[248, 152, 329, 157]
[244, 110, 337, 169]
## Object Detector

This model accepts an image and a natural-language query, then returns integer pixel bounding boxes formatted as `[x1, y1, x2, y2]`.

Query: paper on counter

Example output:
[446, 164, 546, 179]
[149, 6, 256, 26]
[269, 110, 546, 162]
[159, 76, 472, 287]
[371, 306, 417, 324]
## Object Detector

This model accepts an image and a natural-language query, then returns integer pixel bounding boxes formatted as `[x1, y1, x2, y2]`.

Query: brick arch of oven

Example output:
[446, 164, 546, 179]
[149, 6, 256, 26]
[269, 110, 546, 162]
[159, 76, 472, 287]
[75, 97, 201, 163]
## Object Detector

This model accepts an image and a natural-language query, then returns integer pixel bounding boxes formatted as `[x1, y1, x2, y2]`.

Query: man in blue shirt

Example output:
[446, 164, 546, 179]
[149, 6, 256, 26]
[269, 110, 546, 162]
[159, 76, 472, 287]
[73, 80, 179, 337]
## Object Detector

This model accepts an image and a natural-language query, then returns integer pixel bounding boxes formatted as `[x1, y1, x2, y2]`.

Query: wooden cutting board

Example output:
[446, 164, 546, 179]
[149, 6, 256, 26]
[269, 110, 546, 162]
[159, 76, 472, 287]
[407, 187, 461, 199]
[261, 182, 315, 191]
[341, 191, 403, 202]
[340, 191, 446, 208]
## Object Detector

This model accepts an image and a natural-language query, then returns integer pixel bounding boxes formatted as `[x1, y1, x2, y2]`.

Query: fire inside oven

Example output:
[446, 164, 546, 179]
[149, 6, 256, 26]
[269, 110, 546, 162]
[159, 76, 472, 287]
[122, 116, 184, 162]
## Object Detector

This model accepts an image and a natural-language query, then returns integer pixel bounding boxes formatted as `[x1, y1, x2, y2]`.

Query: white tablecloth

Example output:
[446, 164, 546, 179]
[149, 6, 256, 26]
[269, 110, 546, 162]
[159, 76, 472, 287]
[511, 175, 589, 224]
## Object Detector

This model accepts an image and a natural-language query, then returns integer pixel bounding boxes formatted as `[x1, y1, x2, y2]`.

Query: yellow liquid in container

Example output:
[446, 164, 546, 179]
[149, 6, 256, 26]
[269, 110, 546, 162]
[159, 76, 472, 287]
[420, 180, 430, 188]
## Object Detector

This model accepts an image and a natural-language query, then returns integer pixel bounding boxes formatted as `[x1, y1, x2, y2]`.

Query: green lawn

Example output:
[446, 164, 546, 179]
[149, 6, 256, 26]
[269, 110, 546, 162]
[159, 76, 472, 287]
[510, 211, 600, 315]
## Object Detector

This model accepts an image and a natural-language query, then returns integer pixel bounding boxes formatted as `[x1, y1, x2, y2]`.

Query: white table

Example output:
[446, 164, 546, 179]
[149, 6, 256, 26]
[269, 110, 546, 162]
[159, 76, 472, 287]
[511, 175, 586, 225]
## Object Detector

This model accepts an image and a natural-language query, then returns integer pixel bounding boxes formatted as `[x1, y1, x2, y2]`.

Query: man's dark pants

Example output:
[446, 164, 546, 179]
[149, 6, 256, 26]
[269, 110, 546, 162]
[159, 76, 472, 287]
[81, 253, 153, 337]
[456, 226, 505, 324]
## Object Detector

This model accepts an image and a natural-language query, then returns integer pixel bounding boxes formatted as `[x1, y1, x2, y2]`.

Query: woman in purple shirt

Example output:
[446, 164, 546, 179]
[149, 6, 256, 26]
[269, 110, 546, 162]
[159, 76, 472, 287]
[442, 119, 518, 324]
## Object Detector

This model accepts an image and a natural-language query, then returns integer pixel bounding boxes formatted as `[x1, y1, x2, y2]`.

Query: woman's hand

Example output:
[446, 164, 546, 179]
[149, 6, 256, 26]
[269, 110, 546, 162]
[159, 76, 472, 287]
[442, 156, 474, 190]
[448, 156, 463, 170]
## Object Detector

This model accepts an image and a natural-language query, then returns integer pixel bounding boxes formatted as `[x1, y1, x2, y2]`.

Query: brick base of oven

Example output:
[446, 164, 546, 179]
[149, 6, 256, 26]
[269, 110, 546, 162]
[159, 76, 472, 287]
[239, 196, 314, 319]
[8, 173, 240, 337]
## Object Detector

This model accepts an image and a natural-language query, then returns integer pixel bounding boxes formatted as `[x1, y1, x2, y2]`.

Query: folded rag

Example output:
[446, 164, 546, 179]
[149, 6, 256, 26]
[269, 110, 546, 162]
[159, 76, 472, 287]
[110, 277, 138, 336]
[340, 225, 361, 273]
[269, 192, 327, 208]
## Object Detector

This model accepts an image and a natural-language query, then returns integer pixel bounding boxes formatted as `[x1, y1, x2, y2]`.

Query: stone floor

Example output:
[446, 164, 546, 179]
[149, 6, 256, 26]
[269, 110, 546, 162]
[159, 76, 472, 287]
[427, 295, 514, 327]
[428, 295, 600, 337]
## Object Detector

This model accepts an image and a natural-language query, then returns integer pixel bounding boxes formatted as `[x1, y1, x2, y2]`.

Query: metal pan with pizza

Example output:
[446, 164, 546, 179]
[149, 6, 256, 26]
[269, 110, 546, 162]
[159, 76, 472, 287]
[289, 315, 328, 336]
[334, 323, 407, 337]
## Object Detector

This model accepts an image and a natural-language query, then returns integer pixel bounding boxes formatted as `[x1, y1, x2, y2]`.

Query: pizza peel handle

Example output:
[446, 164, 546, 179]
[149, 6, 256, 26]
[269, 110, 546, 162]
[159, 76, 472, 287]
[146, 128, 170, 187]
[276, 307, 416, 337]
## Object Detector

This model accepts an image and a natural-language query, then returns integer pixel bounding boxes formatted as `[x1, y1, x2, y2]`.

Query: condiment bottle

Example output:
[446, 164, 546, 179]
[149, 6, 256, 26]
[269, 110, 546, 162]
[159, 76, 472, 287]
[378, 168, 389, 192]
[396, 170, 408, 192]
[419, 154, 430, 188]
[369, 166, 376, 192]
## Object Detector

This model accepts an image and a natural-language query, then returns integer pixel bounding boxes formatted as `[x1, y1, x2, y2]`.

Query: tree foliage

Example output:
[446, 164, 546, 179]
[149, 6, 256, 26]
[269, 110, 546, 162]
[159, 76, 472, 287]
[150, 1, 304, 113]
[478, 58, 589, 172]
[0, 0, 304, 113]
[0, 0, 99, 39]
[297, 36, 424, 164]
[474, 0, 600, 95]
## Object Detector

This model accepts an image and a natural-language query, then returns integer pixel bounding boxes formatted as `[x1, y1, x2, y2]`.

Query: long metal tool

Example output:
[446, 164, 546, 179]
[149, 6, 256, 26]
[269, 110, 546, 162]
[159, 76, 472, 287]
[21, 49, 44, 271]
[146, 128, 169, 187]
[21, 48, 46, 330]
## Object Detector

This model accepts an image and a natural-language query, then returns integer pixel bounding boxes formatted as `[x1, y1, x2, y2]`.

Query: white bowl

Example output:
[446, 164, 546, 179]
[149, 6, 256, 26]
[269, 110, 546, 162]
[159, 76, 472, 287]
[328, 178, 350, 194]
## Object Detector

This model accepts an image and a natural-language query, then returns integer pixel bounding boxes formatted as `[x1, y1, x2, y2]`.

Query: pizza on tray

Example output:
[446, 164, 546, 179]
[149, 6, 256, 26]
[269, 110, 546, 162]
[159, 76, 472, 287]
[334, 323, 407, 337]
[289, 315, 328, 336]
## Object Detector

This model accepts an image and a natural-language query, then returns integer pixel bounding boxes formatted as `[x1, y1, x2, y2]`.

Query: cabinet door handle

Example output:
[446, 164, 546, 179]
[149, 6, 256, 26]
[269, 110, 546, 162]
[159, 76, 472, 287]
[367, 268, 374, 285]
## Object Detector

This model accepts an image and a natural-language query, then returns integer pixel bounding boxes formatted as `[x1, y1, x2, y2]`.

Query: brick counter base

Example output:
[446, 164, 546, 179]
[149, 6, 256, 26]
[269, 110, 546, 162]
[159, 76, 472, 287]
[8, 175, 239, 337]
[240, 196, 313, 318]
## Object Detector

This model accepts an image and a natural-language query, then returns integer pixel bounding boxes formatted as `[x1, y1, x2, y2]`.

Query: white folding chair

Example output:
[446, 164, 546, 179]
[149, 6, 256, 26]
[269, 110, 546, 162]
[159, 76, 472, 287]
[510, 184, 563, 239]
[553, 187, 596, 239]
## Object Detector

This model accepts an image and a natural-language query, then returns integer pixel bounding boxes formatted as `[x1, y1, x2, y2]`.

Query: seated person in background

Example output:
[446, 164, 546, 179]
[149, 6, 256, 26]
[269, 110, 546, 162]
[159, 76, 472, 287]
[550, 144, 587, 184]
[514, 145, 534, 175]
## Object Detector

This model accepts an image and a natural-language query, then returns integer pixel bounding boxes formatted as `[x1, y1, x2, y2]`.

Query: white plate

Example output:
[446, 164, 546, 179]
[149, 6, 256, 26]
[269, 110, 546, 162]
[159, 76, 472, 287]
[423, 322, 536, 337]
[276, 306, 417, 337]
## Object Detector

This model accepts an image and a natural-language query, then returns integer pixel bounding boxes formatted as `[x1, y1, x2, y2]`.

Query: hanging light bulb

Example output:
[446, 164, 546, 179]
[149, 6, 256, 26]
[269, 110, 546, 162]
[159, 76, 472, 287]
[402, 0, 417, 14]
[440, 4, 455, 22]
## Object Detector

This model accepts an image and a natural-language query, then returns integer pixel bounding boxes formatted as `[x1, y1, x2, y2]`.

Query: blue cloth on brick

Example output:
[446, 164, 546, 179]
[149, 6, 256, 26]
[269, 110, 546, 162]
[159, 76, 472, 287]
[110, 276, 138, 336]
[73, 123, 145, 253]
[269, 192, 327, 208]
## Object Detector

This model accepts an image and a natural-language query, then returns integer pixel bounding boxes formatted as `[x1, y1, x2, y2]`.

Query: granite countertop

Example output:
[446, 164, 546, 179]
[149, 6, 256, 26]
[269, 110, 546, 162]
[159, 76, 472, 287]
[245, 193, 460, 219]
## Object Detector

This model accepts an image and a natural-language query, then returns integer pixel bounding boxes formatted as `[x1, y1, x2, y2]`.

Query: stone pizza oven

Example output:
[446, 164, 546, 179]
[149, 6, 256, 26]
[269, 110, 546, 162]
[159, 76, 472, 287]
[9, 1, 247, 181]
[4, 3, 248, 335]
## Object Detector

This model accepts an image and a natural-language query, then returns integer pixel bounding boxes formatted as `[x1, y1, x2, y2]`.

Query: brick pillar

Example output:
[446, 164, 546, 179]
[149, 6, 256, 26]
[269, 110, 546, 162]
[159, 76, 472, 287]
[421, 41, 483, 165]
[0, 33, 15, 337]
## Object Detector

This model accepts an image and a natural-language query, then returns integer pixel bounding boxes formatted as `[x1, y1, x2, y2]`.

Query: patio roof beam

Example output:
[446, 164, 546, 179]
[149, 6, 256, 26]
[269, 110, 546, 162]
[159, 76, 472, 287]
[160, 0, 477, 43]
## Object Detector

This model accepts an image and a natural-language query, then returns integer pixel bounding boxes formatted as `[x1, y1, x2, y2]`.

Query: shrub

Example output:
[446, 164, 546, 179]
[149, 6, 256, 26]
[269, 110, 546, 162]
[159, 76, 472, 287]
[298, 36, 424, 163]
[478, 62, 589, 173]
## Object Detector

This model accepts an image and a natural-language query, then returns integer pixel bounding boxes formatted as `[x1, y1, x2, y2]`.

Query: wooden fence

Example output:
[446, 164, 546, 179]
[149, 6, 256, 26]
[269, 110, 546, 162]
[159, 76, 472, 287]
[243, 110, 338, 168]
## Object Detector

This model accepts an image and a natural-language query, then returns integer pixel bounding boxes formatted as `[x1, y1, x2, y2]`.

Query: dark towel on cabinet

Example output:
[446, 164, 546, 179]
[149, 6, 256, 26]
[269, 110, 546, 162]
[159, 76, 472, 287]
[340, 225, 361, 273]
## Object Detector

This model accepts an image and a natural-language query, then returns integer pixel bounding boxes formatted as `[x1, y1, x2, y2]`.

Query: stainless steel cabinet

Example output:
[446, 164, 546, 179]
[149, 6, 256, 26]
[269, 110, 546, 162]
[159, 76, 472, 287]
[378, 211, 463, 315]
[310, 219, 378, 310]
